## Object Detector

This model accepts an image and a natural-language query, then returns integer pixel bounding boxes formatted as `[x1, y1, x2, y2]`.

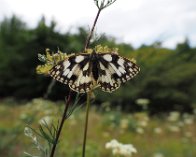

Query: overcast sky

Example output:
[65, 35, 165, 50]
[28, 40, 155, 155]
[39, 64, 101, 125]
[0, 0, 196, 48]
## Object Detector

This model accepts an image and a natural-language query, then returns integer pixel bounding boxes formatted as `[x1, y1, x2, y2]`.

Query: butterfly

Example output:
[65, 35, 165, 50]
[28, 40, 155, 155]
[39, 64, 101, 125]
[49, 50, 140, 93]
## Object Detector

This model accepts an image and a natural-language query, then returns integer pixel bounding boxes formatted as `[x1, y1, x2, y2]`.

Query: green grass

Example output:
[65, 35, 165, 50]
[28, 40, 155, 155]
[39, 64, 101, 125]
[0, 98, 195, 157]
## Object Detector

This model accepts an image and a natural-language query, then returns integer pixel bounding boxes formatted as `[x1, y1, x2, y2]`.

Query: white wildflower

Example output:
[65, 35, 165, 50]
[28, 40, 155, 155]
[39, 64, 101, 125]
[138, 120, 148, 127]
[182, 113, 194, 125]
[167, 111, 180, 122]
[154, 127, 162, 134]
[136, 127, 144, 134]
[105, 139, 137, 157]
[168, 125, 180, 132]
[184, 117, 193, 125]
[105, 139, 119, 149]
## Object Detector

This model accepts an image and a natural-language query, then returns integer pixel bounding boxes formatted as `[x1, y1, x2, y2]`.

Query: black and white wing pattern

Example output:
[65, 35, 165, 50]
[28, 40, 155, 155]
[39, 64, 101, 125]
[96, 52, 140, 92]
[49, 51, 140, 93]
[49, 53, 95, 93]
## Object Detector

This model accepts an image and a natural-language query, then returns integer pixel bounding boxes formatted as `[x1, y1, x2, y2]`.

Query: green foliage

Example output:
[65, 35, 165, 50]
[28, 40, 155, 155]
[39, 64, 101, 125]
[0, 15, 196, 113]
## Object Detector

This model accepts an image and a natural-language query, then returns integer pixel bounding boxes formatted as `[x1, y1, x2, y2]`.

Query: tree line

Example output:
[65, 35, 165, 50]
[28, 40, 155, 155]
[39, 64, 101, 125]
[0, 16, 195, 114]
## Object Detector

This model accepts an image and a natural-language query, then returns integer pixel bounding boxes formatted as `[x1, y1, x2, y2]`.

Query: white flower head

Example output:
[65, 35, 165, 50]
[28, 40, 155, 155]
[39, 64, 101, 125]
[105, 139, 119, 149]
[168, 112, 180, 122]
[138, 120, 148, 127]
[168, 125, 180, 132]
[105, 139, 137, 157]
[182, 113, 194, 125]
[154, 127, 162, 134]
[136, 127, 144, 134]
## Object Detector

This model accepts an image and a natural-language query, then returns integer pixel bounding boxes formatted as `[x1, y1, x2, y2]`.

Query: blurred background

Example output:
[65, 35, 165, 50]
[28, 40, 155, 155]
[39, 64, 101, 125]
[0, 0, 196, 157]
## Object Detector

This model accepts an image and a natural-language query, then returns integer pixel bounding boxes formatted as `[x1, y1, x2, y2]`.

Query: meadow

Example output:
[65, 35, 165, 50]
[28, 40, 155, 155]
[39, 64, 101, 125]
[0, 98, 195, 157]
[1, 2, 196, 157]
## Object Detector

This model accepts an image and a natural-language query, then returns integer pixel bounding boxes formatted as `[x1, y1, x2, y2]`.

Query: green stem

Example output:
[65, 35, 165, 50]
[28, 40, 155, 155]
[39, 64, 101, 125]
[49, 93, 71, 157]
[82, 92, 91, 157]
[84, 8, 102, 51]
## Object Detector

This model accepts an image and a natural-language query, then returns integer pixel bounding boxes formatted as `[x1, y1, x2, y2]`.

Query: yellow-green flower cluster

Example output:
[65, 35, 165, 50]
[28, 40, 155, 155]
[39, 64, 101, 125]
[36, 48, 68, 75]
[95, 45, 119, 53]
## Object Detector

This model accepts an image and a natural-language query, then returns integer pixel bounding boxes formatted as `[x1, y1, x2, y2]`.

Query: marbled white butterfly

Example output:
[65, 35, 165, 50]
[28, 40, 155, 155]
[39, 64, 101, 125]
[49, 51, 140, 93]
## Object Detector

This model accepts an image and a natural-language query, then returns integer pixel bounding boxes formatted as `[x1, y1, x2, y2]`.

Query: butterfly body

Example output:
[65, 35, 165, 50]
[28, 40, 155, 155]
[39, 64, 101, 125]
[49, 51, 140, 93]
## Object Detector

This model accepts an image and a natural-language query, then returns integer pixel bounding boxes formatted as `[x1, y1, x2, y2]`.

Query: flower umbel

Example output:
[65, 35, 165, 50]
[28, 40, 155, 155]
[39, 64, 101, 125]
[105, 139, 137, 157]
[36, 48, 68, 75]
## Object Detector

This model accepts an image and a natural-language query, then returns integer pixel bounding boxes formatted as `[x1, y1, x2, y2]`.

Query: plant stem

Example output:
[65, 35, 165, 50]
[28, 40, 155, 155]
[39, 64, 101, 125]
[84, 8, 102, 51]
[82, 4, 104, 157]
[50, 93, 71, 157]
[82, 92, 91, 157]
